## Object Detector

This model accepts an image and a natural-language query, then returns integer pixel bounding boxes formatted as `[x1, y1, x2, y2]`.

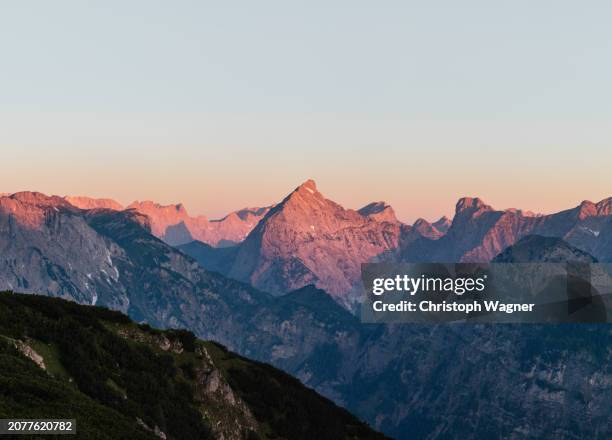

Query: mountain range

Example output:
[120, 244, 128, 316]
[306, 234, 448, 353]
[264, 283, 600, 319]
[62, 181, 610, 311]
[177, 180, 611, 309]
[402, 196, 611, 264]
[182, 180, 454, 309]
[0, 186, 611, 438]
[65, 195, 270, 247]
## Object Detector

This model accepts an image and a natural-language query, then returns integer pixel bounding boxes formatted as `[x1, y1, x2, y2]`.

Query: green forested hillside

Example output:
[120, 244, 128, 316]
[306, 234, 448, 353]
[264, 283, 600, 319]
[0, 292, 386, 440]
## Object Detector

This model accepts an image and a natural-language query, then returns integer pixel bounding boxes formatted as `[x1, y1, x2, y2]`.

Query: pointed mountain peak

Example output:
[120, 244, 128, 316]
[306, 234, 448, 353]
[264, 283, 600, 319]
[243, 180, 370, 244]
[274, 180, 324, 209]
[278, 179, 327, 209]
[295, 179, 318, 194]
[455, 197, 492, 214]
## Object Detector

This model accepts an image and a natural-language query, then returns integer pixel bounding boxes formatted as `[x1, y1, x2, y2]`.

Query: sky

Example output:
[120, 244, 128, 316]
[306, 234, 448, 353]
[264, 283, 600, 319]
[0, 1, 610, 222]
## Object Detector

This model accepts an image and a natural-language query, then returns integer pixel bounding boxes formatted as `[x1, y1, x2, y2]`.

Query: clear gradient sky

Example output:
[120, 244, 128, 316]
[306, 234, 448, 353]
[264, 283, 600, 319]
[1, 1, 610, 222]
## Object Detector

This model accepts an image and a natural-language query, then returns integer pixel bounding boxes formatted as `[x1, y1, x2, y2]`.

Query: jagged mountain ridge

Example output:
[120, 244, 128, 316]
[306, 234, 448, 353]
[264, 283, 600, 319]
[0, 190, 611, 438]
[124, 201, 271, 247]
[180, 181, 610, 309]
[62, 195, 270, 247]
[0, 191, 268, 324]
[15, 183, 477, 312]
[402, 196, 612, 263]
[21, 183, 609, 311]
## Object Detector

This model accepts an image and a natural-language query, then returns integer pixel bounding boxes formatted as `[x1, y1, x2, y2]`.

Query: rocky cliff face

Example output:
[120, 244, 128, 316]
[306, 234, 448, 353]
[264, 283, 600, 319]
[228, 180, 410, 309]
[0, 192, 130, 309]
[0, 191, 265, 332]
[349, 323, 612, 439]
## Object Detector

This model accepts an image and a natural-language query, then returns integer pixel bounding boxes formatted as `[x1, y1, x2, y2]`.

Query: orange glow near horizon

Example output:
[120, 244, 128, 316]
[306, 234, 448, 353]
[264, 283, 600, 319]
[1, 114, 609, 223]
[1, 172, 608, 225]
